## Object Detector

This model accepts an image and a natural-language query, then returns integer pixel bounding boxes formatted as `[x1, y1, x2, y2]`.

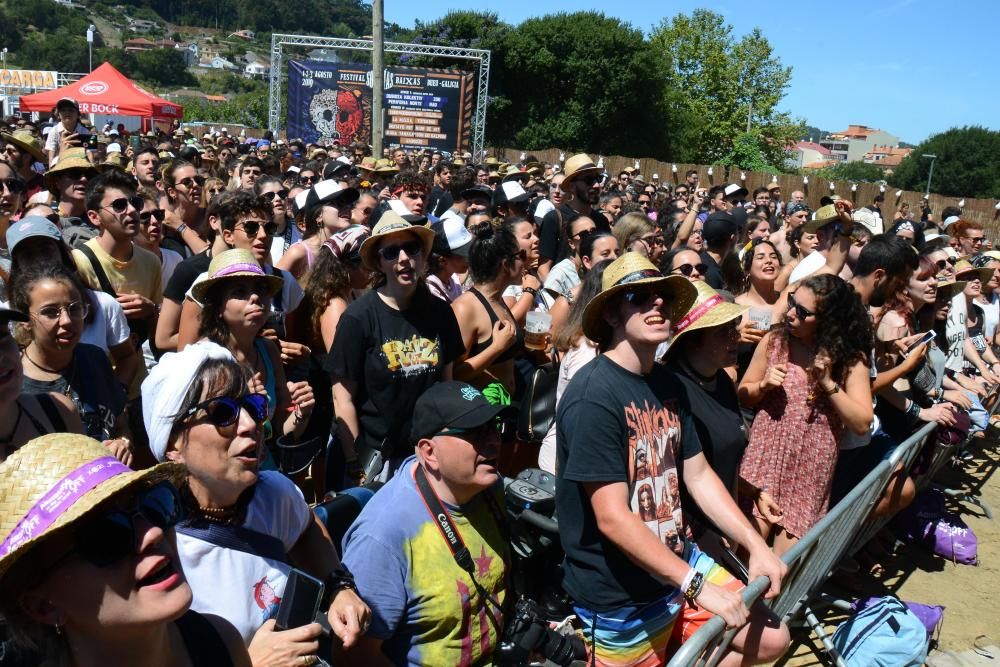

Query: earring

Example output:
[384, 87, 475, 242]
[54, 624, 63, 636]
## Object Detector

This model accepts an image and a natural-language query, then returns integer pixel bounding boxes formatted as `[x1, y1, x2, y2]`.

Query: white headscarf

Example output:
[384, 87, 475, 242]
[141, 341, 235, 462]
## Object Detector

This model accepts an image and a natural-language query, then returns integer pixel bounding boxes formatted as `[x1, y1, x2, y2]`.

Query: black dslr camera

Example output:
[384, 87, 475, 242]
[496, 598, 586, 666]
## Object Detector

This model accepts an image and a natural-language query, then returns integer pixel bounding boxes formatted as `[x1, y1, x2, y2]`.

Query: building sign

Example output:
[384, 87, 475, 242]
[0, 69, 58, 93]
[287, 60, 473, 153]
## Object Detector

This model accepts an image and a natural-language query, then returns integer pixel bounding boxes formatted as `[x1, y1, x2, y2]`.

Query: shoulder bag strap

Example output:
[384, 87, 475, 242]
[176, 520, 291, 564]
[77, 244, 118, 298]
[174, 610, 234, 667]
[34, 393, 67, 433]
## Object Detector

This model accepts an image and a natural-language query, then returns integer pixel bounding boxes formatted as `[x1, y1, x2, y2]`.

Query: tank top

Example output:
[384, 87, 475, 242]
[467, 287, 525, 363]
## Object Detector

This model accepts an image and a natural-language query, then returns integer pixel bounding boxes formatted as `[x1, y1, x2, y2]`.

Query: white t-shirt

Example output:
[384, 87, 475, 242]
[543, 258, 579, 301]
[177, 472, 312, 644]
[80, 289, 131, 353]
[788, 250, 826, 284]
[534, 198, 555, 223]
[503, 284, 555, 312]
[269, 223, 302, 266]
[978, 293, 1000, 343]
[539, 340, 597, 473]
[945, 293, 968, 373]
[44, 121, 89, 166]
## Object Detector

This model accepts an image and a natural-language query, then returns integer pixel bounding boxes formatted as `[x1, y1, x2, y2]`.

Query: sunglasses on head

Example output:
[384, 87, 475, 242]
[787, 292, 815, 319]
[261, 190, 289, 202]
[139, 208, 165, 224]
[0, 177, 25, 194]
[672, 263, 707, 277]
[104, 195, 144, 214]
[60, 481, 184, 569]
[378, 240, 423, 261]
[237, 219, 278, 237]
[185, 393, 269, 428]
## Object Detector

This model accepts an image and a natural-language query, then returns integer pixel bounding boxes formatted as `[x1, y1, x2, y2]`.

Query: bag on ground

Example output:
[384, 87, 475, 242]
[832, 596, 929, 667]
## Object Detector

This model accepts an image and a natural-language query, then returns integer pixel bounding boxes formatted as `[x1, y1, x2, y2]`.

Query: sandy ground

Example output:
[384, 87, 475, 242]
[777, 432, 1000, 665]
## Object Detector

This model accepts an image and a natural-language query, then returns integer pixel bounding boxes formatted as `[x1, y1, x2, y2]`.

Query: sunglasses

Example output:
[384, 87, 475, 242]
[935, 258, 957, 271]
[184, 393, 269, 428]
[139, 209, 165, 224]
[787, 292, 815, 319]
[640, 234, 663, 247]
[378, 240, 422, 261]
[176, 175, 205, 188]
[32, 299, 90, 323]
[672, 263, 707, 277]
[261, 190, 289, 202]
[237, 219, 278, 237]
[623, 286, 669, 309]
[0, 177, 25, 194]
[299, 175, 316, 184]
[60, 168, 90, 180]
[60, 481, 184, 568]
[571, 228, 595, 241]
[103, 195, 144, 215]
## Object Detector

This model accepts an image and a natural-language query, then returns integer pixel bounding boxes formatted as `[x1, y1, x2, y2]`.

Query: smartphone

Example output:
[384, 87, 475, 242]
[275, 569, 325, 631]
[87, 134, 99, 149]
[905, 330, 936, 354]
[130, 135, 141, 151]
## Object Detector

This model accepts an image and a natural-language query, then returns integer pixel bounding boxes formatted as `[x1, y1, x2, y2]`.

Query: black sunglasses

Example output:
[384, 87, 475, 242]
[237, 219, 278, 237]
[299, 174, 316, 184]
[672, 263, 707, 277]
[787, 292, 815, 319]
[623, 286, 669, 309]
[0, 177, 25, 194]
[62, 481, 184, 568]
[185, 393, 269, 428]
[378, 240, 422, 261]
[103, 195, 145, 214]
[176, 175, 205, 188]
[139, 209, 165, 224]
[935, 258, 956, 271]
[261, 190, 289, 202]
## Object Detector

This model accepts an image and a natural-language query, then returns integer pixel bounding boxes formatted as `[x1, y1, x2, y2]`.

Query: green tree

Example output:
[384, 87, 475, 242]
[890, 126, 1000, 199]
[816, 161, 886, 183]
[133, 48, 197, 87]
[650, 9, 803, 164]
[721, 132, 774, 171]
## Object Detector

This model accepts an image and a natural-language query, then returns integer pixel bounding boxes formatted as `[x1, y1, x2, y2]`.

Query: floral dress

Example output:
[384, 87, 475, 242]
[739, 337, 843, 538]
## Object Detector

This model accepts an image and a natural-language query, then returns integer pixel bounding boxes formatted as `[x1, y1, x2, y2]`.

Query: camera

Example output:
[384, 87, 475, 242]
[496, 598, 586, 666]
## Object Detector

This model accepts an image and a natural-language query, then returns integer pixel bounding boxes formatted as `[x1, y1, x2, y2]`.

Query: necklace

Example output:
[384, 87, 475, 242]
[0, 402, 23, 445]
[23, 348, 71, 375]
[680, 359, 716, 386]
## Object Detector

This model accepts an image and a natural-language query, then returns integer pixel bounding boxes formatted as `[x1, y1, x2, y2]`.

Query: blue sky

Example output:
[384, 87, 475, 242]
[385, 0, 999, 144]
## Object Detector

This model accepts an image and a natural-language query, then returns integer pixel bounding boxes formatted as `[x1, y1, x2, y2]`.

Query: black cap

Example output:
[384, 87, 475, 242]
[0, 307, 28, 324]
[703, 212, 738, 244]
[410, 381, 516, 443]
[461, 184, 493, 202]
[729, 205, 748, 231]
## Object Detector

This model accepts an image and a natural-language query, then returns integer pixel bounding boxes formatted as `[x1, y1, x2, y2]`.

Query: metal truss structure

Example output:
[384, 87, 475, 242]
[269, 33, 490, 156]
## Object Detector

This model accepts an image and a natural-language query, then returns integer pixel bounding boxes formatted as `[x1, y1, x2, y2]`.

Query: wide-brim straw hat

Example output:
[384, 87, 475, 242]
[672, 280, 750, 344]
[953, 259, 995, 286]
[191, 248, 284, 303]
[359, 210, 435, 271]
[582, 252, 698, 343]
[560, 153, 603, 192]
[802, 204, 841, 234]
[374, 158, 399, 174]
[1, 130, 45, 162]
[44, 147, 97, 192]
[935, 279, 968, 301]
[0, 434, 183, 582]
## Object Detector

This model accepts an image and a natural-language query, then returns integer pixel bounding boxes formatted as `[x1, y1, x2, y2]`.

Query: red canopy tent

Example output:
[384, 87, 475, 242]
[18, 62, 182, 120]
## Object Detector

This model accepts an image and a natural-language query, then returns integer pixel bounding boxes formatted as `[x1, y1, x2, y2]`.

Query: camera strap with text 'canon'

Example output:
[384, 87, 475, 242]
[413, 464, 506, 634]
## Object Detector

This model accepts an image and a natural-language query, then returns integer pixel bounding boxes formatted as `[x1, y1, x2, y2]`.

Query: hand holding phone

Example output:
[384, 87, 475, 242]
[905, 330, 936, 354]
[275, 569, 325, 630]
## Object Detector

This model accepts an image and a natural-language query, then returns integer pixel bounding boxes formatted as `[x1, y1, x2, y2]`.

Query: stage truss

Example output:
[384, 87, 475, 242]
[269, 33, 490, 157]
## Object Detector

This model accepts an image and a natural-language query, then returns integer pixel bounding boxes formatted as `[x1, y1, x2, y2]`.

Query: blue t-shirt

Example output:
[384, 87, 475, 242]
[342, 456, 508, 666]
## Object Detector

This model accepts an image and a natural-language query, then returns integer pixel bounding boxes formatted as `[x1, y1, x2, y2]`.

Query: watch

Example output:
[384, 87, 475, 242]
[683, 570, 705, 604]
[323, 566, 357, 605]
[176, 222, 188, 234]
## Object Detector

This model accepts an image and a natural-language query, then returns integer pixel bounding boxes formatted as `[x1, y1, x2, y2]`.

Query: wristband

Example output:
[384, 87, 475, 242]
[680, 567, 696, 594]
[522, 286, 538, 297]
[176, 223, 188, 235]
[906, 400, 921, 419]
[683, 570, 705, 604]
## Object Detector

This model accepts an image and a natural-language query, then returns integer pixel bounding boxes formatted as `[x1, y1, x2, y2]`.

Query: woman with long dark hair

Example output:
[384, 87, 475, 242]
[547, 231, 619, 340]
[738, 274, 873, 555]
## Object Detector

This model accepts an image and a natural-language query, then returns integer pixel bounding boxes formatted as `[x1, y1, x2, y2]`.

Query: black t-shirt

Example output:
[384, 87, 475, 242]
[323, 288, 464, 458]
[555, 356, 701, 611]
[665, 361, 746, 514]
[539, 204, 610, 265]
[699, 250, 725, 290]
[164, 250, 211, 303]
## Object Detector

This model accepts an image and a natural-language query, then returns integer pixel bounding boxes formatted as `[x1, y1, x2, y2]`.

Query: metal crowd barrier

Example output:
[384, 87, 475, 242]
[667, 420, 940, 667]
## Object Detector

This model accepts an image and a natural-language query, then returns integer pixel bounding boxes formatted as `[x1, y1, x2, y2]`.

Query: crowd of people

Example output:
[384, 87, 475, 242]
[0, 100, 996, 667]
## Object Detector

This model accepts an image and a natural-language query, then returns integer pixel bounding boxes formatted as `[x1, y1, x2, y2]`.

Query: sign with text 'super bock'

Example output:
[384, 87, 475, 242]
[287, 60, 473, 153]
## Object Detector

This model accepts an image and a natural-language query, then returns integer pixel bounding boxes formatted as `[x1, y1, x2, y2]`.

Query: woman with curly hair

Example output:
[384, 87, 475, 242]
[737, 274, 873, 554]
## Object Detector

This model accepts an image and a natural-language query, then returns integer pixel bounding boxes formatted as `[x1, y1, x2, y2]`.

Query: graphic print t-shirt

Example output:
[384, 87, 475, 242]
[342, 457, 508, 666]
[324, 289, 463, 457]
[555, 356, 701, 611]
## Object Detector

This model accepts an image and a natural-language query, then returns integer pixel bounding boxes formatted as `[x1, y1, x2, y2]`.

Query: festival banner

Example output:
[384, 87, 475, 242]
[287, 60, 473, 153]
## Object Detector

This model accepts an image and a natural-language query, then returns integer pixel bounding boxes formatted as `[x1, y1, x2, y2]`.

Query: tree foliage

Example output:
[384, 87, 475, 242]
[182, 91, 268, 128]
[890, 126, 1000, 199]
[650, 9, 803, 165]
[142, 0, 369, 38]
[814, 161, 886, 183]
[721, 132, 774, 172]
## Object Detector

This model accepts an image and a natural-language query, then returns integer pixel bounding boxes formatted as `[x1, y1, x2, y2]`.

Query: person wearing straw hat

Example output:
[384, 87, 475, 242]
[0, 434, 253, 667]
[46, 148, 99, 248]
[969, 253, 1000, 346]
[954, 258, 1000, 383]
[2, 129, 46, 198]
[537, 153, 608, 279]
[325, 211, 463, 483]
[556, 253, 788, 666]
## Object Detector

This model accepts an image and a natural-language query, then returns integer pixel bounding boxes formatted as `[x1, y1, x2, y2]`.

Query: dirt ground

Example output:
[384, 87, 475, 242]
[777, 432, 1000, 665]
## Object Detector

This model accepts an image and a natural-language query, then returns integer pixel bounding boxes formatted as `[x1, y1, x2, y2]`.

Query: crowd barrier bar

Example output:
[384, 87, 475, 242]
[667, 420, 938, 667]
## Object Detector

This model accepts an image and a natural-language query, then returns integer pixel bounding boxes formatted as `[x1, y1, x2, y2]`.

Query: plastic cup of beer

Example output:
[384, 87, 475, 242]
[524, 311, 552, 351]
[748, 306, 772, 333]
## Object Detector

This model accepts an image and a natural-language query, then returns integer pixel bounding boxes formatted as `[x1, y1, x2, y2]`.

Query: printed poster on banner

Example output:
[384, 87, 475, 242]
[286, 60, 473, 153]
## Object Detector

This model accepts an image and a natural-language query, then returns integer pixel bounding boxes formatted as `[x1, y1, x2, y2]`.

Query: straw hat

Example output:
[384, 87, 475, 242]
[44, 147, 97, 192]
[191, 248, 284, 303]
[100, 153, 126, 172]
[935, 279, 967, 301]
[953, 259, 995, 286]
[802, 204, 841, 234]
[0, 434, 182, 581]
[582, 253, 698, 343]
[358, 156, 377, 172]
[672, 280, 750, 344]
[560, 153, 603, 192]
[359, 210, 435, 271]
[374, 158, 399, 174]
[1, 130, 45, 162]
